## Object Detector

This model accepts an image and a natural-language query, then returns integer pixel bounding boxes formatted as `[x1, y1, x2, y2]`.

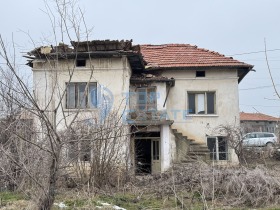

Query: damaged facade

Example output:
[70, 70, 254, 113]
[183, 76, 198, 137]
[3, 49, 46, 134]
[27, 40, 253, 174]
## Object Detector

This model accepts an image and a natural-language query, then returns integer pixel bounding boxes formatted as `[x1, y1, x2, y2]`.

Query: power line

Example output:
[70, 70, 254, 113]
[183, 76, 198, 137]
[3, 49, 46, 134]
[226, 48, 280, 56]
[240, 104, 280, 108]
[239, 84, 280, 91]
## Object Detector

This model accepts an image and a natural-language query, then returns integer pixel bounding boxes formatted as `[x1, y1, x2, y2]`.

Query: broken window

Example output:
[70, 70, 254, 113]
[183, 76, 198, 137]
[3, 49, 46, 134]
[188, 92, 216, 114]
[196, 71, 205, 77]
[68, 140, 91, 162]
[76, 59, 86, 67]
[207, 137, 228, 160]
[66, 82, 97, 109]
[137, 87, 157, 111]
[79, 140, 91, 161]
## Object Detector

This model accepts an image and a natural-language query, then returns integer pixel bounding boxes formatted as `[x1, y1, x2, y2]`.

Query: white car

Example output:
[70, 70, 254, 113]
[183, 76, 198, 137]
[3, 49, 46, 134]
[242, 132, 278, 147]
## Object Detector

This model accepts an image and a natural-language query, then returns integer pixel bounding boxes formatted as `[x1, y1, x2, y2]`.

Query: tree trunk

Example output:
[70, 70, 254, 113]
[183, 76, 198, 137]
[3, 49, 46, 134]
[38, 150, 60, 210]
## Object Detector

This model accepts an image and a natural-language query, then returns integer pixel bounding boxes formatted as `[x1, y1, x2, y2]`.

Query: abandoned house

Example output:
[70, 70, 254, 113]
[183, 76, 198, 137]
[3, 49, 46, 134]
[240, 112, 279, 135]
[27, 40, 253, 174]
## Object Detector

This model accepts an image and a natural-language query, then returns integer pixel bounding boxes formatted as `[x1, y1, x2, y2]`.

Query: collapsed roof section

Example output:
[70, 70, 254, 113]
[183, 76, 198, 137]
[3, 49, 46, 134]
[130, 73, 175, 87]
[25, 40, 145, 72]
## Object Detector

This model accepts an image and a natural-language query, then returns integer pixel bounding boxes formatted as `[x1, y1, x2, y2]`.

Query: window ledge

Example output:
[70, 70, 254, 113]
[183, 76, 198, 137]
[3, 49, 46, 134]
[187, 114, 219, 117]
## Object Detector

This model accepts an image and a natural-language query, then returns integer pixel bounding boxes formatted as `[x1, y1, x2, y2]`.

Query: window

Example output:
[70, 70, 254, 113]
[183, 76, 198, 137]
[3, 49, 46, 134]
[66, 82, 97, 109]
[247, 133, 257, 138]
[264, 133, 274, 137]
[137, 87, 157, 111]
[188, 92, 215, 114]
[68, 141, 91, 162]
[76, 59, 86, 67]
[196, 71, 205, 77]
[152, 140, 160, 160]
[207, 137, 228, 160]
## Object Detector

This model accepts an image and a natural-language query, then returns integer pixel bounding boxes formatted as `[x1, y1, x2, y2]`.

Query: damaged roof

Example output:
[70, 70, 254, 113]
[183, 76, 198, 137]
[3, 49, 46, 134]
[26, 40, 253, 82]
[130, 73, 175, 86]
[140, 44, 253, 69]
[27, 40, 139, 57]
[25, 40, 145, 71]
[240, 112, 279, 122]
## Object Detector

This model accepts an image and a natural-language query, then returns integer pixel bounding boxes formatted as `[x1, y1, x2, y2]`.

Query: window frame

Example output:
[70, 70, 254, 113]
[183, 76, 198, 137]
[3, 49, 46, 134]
[196, 71, 205, 77]
[68, 140, 91, 162]
[66, 82, 97, 109]
[207, 136, 228, 161]
[76, 59, 86, 67]
[136, 86, 157, 111]
[187, 91, 216, 115]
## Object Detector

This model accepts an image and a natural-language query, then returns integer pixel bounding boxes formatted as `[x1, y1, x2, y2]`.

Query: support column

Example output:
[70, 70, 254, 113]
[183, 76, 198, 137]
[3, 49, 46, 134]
[160, 124, 171, 172]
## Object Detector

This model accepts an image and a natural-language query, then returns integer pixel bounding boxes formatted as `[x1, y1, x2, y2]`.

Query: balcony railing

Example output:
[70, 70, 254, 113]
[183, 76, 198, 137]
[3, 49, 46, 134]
[126, 110, 171, 125]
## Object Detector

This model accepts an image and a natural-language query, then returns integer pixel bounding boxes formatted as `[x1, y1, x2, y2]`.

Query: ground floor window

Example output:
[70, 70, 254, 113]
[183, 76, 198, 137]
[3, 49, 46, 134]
[68, 141, 91, 162]
[207, 137, 228, 160]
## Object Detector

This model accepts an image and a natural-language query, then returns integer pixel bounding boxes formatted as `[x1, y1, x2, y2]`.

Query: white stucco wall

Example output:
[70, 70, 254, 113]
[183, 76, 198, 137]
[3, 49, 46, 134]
[32, 57, 131, 130]
[163, 69, 240, 163]
[160, 124, 171, 171]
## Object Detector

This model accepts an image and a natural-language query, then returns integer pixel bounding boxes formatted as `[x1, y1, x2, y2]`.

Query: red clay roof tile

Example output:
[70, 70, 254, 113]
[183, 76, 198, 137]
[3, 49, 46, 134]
[140, 44, 253, 69]
[240, 112, 279, 122]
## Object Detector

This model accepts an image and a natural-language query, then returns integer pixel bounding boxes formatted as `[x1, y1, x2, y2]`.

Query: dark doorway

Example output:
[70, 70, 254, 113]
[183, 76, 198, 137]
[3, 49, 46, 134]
[135, 139, 151, 174]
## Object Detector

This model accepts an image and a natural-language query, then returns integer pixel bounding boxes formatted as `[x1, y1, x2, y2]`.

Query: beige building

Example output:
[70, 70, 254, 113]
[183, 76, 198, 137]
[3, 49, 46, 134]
[28, 40, 253, 174]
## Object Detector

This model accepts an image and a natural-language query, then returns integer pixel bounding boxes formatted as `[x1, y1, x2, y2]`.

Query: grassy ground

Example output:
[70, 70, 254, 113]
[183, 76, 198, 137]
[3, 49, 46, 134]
[1, 190, 280, 210]
[1, 151, 280, 209]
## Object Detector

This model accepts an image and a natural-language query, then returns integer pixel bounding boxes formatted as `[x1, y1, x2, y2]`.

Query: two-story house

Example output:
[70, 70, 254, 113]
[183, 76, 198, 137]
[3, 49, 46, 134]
[28, 40, 253, 174]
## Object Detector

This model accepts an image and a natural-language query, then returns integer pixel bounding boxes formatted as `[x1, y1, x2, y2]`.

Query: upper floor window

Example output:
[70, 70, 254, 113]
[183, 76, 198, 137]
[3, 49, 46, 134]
[76, 59, 86, 67]
[66, 82, 97, 109]
[196, 71, 205, 77]
[188, 92, 215, 114]
[137, 87, 157, 111]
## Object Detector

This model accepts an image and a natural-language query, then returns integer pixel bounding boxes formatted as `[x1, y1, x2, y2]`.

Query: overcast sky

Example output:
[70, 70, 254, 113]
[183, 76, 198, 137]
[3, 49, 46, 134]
[1, 0, 280, 116]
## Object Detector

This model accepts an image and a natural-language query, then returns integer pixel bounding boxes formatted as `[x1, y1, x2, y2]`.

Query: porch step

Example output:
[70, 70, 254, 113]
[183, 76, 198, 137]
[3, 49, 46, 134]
[171, 127, 210, 163]
[172, 129, 188, 140]
[189, 151, 209, 155]
[190, 147, 209, 152]
[190, 142, 205, 146]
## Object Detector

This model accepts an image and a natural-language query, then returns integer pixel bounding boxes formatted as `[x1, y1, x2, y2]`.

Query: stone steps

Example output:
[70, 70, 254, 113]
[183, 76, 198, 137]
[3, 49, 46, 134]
[171, 128, 210, 163]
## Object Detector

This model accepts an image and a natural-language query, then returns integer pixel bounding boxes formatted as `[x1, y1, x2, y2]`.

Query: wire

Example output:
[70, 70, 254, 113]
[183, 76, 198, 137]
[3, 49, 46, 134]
[240, 104, 280, 108]
[239, 84, 280, 91]
[226, 48, 280, 56]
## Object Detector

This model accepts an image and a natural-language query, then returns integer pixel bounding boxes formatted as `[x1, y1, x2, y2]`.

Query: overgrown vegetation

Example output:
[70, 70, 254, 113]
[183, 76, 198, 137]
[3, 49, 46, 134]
[1, 154, 280, 209]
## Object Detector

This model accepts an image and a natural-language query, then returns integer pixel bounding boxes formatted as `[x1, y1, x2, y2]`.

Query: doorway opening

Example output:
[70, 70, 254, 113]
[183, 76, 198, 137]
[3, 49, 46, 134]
[134, 132, 161, 174]
[135, 139, 151, 174]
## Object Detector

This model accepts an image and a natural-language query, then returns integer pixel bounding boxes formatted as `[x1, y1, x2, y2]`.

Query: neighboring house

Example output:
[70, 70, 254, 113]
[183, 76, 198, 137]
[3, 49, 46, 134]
[240, 112, 279, 135]
[27, 40, 253, 174]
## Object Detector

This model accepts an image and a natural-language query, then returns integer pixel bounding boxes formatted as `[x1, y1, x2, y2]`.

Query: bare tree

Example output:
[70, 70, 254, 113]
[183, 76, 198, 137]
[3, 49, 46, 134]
[0, 1, 132, 209]
[62, 110, 131, 189]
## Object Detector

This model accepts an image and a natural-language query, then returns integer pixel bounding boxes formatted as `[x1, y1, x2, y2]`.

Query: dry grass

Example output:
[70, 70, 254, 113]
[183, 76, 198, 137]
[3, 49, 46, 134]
[131, 161, 280, 208]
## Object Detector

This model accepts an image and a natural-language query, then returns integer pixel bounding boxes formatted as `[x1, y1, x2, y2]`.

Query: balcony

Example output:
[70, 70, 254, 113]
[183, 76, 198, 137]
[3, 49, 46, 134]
[126, 110, 173, 125]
